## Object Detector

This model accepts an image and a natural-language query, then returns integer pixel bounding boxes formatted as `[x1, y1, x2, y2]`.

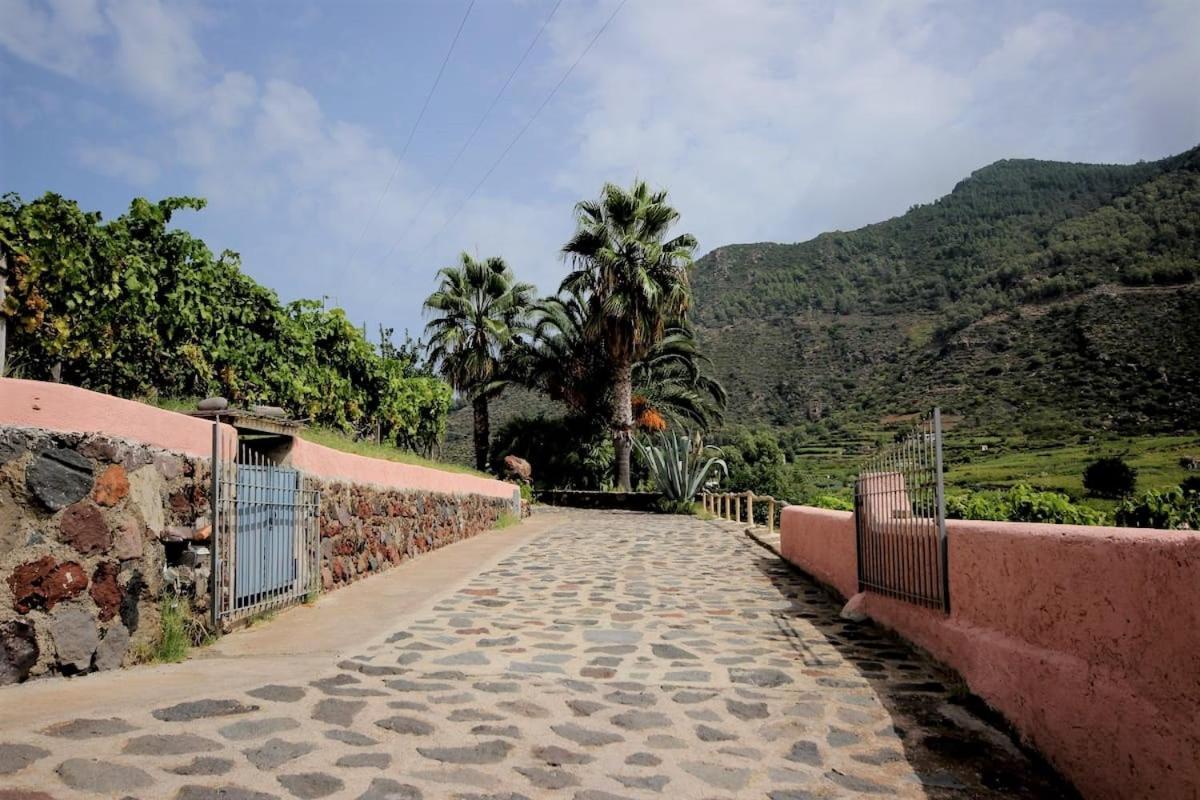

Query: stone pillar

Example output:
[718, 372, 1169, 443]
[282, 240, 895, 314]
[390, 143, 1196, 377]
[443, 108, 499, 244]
[746, 493, 754, 526]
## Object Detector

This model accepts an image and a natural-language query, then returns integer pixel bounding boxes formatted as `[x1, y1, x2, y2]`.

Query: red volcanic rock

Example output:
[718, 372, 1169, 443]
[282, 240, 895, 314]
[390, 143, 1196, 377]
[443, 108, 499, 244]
[58, 501, 111, 555]
[504, 455, 532, 483]
[9, 556, 88, 613]
[91, 464, 130, 507]
[89, 562, 122, 621]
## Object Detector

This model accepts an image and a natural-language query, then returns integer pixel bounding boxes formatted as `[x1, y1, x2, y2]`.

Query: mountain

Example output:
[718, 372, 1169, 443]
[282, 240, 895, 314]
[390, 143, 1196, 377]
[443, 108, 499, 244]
[691, 145, 1200, 436]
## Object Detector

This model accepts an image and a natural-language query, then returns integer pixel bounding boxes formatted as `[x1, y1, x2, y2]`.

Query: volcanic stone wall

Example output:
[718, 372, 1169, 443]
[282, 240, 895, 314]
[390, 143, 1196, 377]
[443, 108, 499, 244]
[1, 426, 212, 684]
[1, 423, 512, 684]
[317, 480, 509, 591]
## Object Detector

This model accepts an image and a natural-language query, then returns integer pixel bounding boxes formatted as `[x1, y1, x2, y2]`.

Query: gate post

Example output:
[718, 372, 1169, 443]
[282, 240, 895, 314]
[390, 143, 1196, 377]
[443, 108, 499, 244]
[210, 420, 221, 632]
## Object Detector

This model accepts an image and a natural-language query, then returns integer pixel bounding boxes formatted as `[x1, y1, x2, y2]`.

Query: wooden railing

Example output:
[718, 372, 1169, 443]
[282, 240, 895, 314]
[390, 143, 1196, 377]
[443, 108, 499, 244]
[700, 491, 784, 533]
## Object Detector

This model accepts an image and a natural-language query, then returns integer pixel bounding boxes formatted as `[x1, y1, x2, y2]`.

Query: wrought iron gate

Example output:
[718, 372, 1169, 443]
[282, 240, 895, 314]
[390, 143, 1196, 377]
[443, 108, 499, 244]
[854, 408, 949, 611]
[211, 428, 320, 627]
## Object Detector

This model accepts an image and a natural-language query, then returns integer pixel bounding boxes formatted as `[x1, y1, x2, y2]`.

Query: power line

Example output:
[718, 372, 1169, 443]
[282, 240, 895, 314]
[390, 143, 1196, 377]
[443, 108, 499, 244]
[374, 0, 566, 269]
[344, 0, 476, 271]
[412, 0, 628, 258]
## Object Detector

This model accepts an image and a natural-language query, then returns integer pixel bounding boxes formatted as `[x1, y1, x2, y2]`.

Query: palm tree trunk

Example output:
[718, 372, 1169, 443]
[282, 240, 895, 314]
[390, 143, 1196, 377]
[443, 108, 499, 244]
[612, 359, 634, 492]
[472, 395, 490, 473]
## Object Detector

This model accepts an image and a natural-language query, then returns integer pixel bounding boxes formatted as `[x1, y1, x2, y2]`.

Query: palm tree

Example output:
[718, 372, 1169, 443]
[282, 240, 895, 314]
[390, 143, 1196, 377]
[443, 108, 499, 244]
[561, 180, 698, 491]
[424, 253, 533, 471]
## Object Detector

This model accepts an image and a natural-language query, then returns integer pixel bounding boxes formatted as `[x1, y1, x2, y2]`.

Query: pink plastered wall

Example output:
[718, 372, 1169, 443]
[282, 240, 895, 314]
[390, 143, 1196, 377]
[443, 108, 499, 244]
[0, 378, 234, 457]
[289, 438, 514, 500]
[0, 379, 514, 500]
[780, 505, 1200, 800]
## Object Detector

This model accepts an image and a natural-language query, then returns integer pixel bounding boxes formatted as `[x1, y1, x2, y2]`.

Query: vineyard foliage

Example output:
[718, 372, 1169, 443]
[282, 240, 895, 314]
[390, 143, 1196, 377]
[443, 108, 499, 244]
[0, 192, 449, 452]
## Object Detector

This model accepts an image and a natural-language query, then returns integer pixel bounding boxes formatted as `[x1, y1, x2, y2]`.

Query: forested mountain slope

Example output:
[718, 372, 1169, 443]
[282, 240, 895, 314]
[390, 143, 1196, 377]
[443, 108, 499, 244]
[692, 145, 1200, 434]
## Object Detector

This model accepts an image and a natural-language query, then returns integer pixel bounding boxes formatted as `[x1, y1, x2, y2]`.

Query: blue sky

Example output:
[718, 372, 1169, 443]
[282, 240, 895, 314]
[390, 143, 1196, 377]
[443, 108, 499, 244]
[2, 0, 1197, 340]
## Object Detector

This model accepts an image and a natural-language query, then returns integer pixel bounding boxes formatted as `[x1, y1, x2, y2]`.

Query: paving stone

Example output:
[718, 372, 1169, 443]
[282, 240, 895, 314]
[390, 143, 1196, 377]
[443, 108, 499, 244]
[514, 766, 579, 790]
[533, 745, 594, 766]
[497, 699, 550, 718]
[277, 772, 344, 799]
[613, 774, 669, 792]
[551, 723, 624, 747]
[218, 717, 301, 740]
[624, 752, 662, 767]
[825, 769, 897, 794]
[650, 643, 697, 660]
[786, 741, 823, 767]
[168, 756, 237, 776]
[566, 699, 606, 717]
[610, 710, 670, 730]
[56, 758, 153, 793]
[323, 729, 377, 747]
[355, 778, 423, 799]
[726, 699, 770, 720]
[247, 685, 307, 703]
[417, 739, 514, 764]
[670, 690, 716, 704]
[123, 733, 224, 755]
[335, 752, 390, 768]
[374, 715, 435, 736]
[471, 724, 521, 738]
[154, 698, 259, 721]
[728, 667, 794, 688]
[681, 761, 751, 791]
[176, 786, 281, 800]
[696, 724, 738, 742]
[244, 738, 316, 770]
[311, 698, 364, 727]
[0, 744, 49, 775]
[40, 717, 136, 739]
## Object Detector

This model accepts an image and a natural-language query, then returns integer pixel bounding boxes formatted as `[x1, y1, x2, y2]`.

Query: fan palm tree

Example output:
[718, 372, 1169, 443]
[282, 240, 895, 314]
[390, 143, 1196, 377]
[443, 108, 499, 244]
[561, 180, 698, 491]
[424, 253, 533, 471]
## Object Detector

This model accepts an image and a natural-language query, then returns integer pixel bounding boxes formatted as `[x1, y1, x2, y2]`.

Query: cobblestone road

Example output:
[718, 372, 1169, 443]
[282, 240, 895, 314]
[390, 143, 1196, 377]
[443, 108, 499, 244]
[0, 510, 1073, 799]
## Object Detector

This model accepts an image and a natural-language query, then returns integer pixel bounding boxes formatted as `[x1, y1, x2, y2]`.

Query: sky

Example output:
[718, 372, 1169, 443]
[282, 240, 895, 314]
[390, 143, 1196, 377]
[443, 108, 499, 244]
[1, 0, 1198, 340]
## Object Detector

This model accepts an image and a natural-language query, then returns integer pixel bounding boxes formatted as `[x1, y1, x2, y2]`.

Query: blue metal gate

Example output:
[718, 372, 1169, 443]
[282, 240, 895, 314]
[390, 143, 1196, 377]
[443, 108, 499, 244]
[212, 435, 320, 626]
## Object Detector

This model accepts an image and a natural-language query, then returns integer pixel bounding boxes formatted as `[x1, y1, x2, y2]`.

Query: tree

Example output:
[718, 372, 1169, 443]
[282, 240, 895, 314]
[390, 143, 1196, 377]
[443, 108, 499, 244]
[561, 180, 698, 491]
[1082, 456, 1138, 499]
[423, 253, 533, 471]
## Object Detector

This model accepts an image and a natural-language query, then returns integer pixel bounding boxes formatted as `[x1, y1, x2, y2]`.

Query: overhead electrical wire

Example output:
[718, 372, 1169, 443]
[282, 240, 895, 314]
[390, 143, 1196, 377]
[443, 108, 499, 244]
[373, 0, 567, 269]
[411, 0, 628, 258]
[344, 0, 476, 272]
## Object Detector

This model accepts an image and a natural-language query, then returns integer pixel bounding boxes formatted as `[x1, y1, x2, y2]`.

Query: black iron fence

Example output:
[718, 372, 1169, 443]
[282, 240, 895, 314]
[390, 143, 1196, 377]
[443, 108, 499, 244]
[854, 408, 949, 611]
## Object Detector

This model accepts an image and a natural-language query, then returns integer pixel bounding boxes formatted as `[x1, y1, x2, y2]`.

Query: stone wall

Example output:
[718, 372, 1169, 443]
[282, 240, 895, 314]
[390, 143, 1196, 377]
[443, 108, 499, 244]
[1, 426, 212, 684]
[317, 480, 509, 591]
[1, 420, 515, 685]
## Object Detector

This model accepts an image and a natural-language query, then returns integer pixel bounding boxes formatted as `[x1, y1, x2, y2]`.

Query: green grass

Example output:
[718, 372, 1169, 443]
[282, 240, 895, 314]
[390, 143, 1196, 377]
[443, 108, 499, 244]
[788, 431, 1199, 513]
[493, 511, 520, 529]
[143, 395, 491, 479]
[155, 595, 191, 663]
[301, 426, 492, 478]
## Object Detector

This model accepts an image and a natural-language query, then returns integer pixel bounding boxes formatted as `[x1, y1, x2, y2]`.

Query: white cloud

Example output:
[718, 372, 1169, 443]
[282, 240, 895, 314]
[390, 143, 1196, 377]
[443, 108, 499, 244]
[74, 142, 159, 185]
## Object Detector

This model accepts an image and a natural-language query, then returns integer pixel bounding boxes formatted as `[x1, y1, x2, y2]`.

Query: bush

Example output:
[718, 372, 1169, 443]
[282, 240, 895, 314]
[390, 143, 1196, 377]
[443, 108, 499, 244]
[490, 414, 612, 490]
[1180, 476, 1200, 496]
[1115, 488, 1200, 530]
[946, 484, 1107, 526]
[1082, 456, 1137, 498]
[810, 494, 853, 511]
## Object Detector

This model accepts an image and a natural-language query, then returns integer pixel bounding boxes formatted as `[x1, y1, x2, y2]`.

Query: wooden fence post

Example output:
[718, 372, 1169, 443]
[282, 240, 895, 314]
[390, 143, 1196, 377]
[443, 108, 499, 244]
[746, 492, 754, 526]
[768, 498, 776, 534]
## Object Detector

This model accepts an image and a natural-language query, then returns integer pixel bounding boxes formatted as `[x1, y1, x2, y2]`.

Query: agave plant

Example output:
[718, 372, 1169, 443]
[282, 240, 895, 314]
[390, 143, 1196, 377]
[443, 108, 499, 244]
[633, 430, 727, 502]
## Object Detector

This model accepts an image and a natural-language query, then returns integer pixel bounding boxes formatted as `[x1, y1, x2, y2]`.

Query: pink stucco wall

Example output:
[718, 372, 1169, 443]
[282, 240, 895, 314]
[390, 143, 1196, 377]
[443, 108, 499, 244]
[0, 378, 514, 500]
[780, 505, 1200, 800]
[289, 438, 514, 500]
[0, 378, 233, 457]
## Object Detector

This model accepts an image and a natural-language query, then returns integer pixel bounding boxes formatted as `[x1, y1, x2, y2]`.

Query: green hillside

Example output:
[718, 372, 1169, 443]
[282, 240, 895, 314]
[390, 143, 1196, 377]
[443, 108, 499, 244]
[692, 144, 1200, 436]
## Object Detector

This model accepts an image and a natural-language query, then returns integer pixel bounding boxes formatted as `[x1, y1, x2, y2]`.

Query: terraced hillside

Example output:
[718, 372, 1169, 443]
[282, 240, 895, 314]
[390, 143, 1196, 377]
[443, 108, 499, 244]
[692, 144, 1200, 435]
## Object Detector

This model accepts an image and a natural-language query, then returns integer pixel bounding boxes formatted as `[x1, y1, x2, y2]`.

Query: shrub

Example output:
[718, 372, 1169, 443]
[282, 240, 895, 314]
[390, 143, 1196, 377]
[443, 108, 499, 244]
[633, 430, 727, 503]
[490, 414, 612, 490]
[1082, 456, 1137, 498]
[810, 494, 853, 511]
[1180, 476, 1200, 496]
[946, 485, 1107, 526]
[1115, 488, 1200, 530]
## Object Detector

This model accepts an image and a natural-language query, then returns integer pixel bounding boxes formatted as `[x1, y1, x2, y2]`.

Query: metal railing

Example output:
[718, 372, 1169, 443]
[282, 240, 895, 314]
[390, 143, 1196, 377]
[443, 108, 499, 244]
[854, 408, 949, 611]
[212, 433, 321, 627]
[701, 491, 784, 534]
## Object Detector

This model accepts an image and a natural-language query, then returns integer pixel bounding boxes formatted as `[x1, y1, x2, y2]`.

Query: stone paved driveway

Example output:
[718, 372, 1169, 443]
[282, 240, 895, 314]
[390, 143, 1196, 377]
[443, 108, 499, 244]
[0, 510, 1073, 799]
